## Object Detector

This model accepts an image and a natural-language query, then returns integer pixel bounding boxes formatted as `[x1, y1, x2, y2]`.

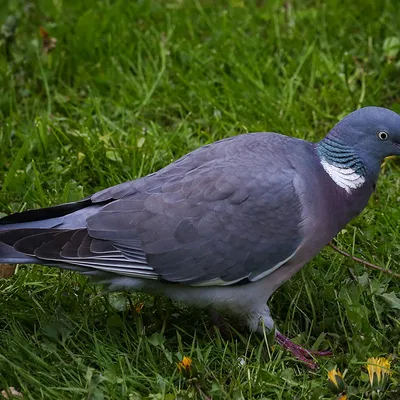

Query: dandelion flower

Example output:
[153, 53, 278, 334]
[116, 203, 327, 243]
[327, 368, 345, 394]
[134, 302, 144, 314]
[177, 356, 192, 374]
[366, 357, 391, 392]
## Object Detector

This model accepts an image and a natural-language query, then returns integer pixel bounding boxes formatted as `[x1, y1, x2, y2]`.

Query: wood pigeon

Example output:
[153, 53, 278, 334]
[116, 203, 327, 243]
[1, 106, 399, 368]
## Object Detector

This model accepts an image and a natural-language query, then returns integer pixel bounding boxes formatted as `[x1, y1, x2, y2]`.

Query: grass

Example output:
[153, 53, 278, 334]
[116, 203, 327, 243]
[1, 0, 400, 398]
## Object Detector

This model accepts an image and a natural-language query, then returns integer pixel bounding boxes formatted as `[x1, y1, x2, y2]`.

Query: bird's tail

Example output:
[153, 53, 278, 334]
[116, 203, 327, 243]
[0, 198, 94, 266]
[0, 241, 40, 264]
[0, 211, 69, 265]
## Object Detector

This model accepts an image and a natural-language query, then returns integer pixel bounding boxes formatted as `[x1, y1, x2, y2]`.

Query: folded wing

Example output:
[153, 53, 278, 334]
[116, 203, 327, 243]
[0, 133, 306, 286]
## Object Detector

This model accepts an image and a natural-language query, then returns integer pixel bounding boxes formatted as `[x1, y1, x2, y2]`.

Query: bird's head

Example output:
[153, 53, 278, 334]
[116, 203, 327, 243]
[319, 107, 400, 181]
[330, 106, 400, 161]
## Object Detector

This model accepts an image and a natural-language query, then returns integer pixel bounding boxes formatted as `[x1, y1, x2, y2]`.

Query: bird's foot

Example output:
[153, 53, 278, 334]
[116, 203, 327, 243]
[209, 310, 230, 336]
[275, 331, 332, 369]
[210, 310, 247, 336]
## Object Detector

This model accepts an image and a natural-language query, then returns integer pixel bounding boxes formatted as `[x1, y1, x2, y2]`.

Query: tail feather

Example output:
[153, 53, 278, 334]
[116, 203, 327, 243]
[0, 241, 94, 275]
[0, 200, 154, 281]
[0, 198, 92, 225]
[0, 200, 101, 268]
[0, 241, 42, 264]
[0, 204, 105, 233]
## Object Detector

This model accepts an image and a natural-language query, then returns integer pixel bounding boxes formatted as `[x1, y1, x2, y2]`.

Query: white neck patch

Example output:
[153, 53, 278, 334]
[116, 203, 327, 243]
[320, 159, 366, 194]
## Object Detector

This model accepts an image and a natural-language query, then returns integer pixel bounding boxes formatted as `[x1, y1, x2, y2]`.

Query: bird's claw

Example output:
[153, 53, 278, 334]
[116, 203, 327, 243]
[275, 331, 332, 369]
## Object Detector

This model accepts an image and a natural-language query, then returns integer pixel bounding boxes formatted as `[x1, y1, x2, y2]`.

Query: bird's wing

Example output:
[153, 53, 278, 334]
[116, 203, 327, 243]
[0, 133, 306, 285]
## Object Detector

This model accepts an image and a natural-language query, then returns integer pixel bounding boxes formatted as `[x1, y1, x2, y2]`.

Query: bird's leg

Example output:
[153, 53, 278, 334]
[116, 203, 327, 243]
[249, 307, 332, 369]
[275, 331, 332, 369]
[210, 310, 247, 336]
[210, 310, 224, 328]
[209, 310, 231, 336]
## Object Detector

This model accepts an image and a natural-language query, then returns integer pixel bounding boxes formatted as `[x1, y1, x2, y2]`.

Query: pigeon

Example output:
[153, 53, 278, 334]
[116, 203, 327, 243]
[1, 106, 400, 368]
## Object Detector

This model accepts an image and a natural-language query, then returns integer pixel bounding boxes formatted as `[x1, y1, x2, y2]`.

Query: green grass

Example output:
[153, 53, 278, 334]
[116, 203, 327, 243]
[1, 0, 400, 398]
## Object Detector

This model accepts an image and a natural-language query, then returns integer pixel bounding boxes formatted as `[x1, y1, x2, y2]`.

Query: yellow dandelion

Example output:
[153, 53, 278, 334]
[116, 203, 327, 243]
[366, 357, 391, 391]
[134, 302, 144, 314]
[327, 368, 346, 394]
[337, 395, 347, 400]
[177, 356, 192, 373]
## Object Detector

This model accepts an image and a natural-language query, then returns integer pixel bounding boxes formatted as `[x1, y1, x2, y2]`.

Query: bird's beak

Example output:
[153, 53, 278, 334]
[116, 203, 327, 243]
[392, 142, 400, 155]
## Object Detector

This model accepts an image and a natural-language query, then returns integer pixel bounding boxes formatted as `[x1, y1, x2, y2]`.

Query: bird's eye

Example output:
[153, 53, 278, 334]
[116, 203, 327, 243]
[377, 131, 389, 141]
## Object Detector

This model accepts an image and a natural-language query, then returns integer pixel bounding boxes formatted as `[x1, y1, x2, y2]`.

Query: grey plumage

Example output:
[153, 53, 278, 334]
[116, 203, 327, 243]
[2, 106, 400, 368]
[0, 133, 308, 284]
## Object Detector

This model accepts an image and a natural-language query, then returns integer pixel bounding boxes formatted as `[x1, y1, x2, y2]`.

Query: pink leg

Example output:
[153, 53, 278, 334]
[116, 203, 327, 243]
[275, 331, 332, 369]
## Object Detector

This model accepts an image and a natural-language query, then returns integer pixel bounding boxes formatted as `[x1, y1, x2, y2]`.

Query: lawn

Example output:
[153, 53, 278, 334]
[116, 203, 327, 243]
[1, 0, 400, 398]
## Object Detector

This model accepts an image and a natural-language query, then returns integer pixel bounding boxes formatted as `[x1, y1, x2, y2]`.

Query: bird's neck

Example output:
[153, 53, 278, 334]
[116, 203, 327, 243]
[316, 135, 369, 194]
